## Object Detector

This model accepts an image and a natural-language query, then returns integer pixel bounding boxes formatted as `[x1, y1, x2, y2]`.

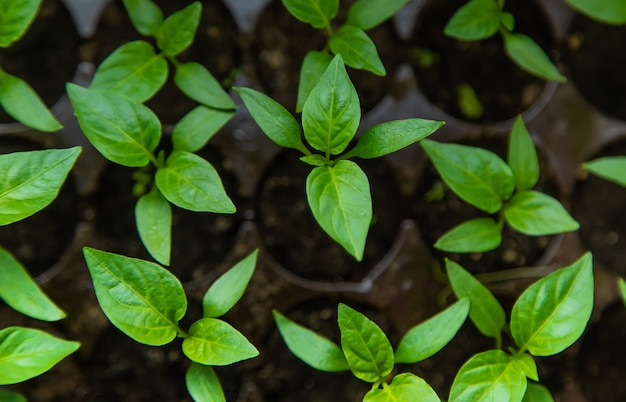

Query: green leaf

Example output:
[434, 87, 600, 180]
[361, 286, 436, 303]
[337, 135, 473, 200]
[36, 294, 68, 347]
[446, 259, 506, 339]
[296, 50, 332, 113]
[502, 32, 566, 83]
[302, 54, 360, 155]
[522, 382, 554, 402]
[174, 62, 236, 110]
[83, 248, 187, 346]
[512, 353, 538, 381]
[202, 250, 258, 318]
[0, 0, 41, 47]
[122, 0, 163, 36]
[457, 83, 483, 120]
[172, 106, 234, 152]
[619, 277, 626, 307]
[338, 303, 394, 383]
[435, 217, 502, 253]
[583, 156, 626, 187]
[565, 0, 626, 25]
[329, 26, 385, 75]
[67, 83, 160, 167]
[156, 1, 202, 56]
[0, 327, 79, 385]
[450, 350, 527, 402]
[186, 363, 226, 402]
[0, 389, 27, 402]
[300, 154, 328, 166]
[135, 186, 172, 266]
[500, 11, 515, 32]
[343, 119, 444, 159]
[182, 318, 259, 365]
[281, 0, 338, 29]
[0, 68, 62, 131]
[273, 310, 349, 372]
[364, 373, 441, 402]
[421, 139, 514, 213]
[306, 160, 372, 260]
[90, 40, 168, 103]
[0, 147, 81, 225]
[395, 298, 470, 364]
[504, 191, 579, 236]
[444, 0, 501, 41]
[155, 151, 235, 213]
[508, 116, 539, 191]
[347, 0, 412, 30]
[0, 247, 65, 321]
[510, 252, 594, 356]
[234, 87, 309, 154]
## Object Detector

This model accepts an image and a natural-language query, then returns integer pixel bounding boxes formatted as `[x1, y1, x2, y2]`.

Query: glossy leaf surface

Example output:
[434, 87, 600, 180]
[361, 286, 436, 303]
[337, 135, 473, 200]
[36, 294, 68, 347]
[174, 62, 236, 110]
[364, 373, 440, 402]
[135, 187, 172, 265]
[504, 191, 579, 235]
[186, 363, 225, 402]
[444, 0, 500, 40]
[122, 0, 163, 36]
[172, 106, 233, 152]
[435, 217, 502, 253]
[329, 25, 385, 75]
[503, 32, 566, 82]
[522, 382, 554, 402]
[508, 116, 539, 191]
[281, 0, 338, 29]
[182, 318, 258, 365]
[0, 0, 41, 47]
[156, 2, 201, 56]
[296, 50, 332, 112]
[347, 0, 412, 30]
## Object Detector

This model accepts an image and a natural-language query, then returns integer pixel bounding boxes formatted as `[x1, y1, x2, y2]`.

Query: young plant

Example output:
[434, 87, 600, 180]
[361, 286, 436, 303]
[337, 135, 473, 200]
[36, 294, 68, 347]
[565, 0, 626, 25]
[281, 0, 411, 111]
[67, 1, 237, 266]
[444, 0, 566, 83]
[0, 147, 82, 400]
[273, 298, 470, 401]
[83, 247, 260, 401]
[583, 155, 626, 188]
[444, 252, 594, 401]
[236, 54, 444, 260]
[421, 115, 579, 253]
[0, 0, 63, 131]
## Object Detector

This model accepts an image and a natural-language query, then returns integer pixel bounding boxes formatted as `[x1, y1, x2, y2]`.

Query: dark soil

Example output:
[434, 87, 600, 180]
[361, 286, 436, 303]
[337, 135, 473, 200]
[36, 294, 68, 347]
[409, 0, 555, 122]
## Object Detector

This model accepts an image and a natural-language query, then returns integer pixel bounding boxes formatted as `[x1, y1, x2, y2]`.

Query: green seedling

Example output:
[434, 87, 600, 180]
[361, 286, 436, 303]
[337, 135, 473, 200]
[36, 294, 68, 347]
[83, 247, 260, 401]
[67, 1, 237, 266]
[0, 0, 62, 131]
[281, 0, 411, 111]
[445, 252, 594, 401]
[566, 0, 626, 25]
[583, 156, 626, 188]
[421, 115, 579, 254]
[236, 54, 444, 260]
[274, 299, 470, 401]
[457, 83, 483, 120]
[444, 0, 566, 83]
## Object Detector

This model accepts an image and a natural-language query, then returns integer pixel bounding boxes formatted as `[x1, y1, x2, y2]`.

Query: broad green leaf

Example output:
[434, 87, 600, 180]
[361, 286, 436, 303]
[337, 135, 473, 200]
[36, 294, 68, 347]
[583, 156, 626, 187]
[122, 0, 163, 36]
[504, 191, 579, 236]
[155, 151, 235, 213]
[619, 277, 626, 307]
[329, 26, 385, 75]
[347, 0, 412, 30]
[0, 247, 65, 321]
[421, 139, 514, 213]
[90, 40, 168, 103]
[502, 32, 566, 83]
[135, 186, 172, 266]
[444, 0, 501, 41]
[174, 62, 236, 110]
[202, 250, 258, 318]
[281, 0, 338, 29]
[566, 0, 626, 25]
[182, 318, 258, 365]
[0, 327, 79, 385]
[234, 87, 309, 154]
[435, 217, 502, 253]
[0, 147, 81, 225]
[512, 353, 538, 381]
[300, 154, 328, 166]
[511, 252, 594, 356]
[302, 54, 360, 155]
[508, 116, 539, 191]
[338, 303, 394, 383]
[446, 259, 506, 339]
[364, 373, 441, 402]
[186, 363, 225, 402]
[343, 119, 444, 159]
[0, 68, 61, 131]
[273, 310, 349, 372]
[172, 106, 234, 152]
[0, 389, 26, 402]
[0, 0, 41, 47]
[296, 50, 332, 112]
[450, 350, 527, 402]
[522, 382, 554, 402]
[83, 248, 187, 346]
[395, 298, 470, 364]
[156, 2, 202, 56]
[306, 161, 371, 260]
[67, 83, 160, 167]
